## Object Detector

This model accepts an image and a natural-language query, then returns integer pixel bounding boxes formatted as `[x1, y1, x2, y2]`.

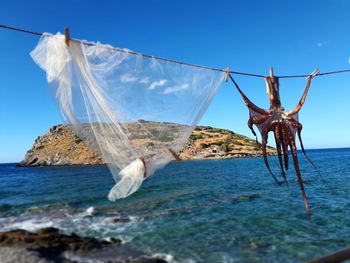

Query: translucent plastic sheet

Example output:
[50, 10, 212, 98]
[31, 33, 225, 200]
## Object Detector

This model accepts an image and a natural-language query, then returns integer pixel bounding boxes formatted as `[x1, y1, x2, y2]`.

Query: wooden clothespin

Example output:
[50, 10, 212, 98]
[269, 66, 274, 77]
[139, 157, 147, 178]
[225, 66, 230, 82]
[168, 148, 181, 161]
[65, 27, 70, 47]
[308, 68, 319, 80]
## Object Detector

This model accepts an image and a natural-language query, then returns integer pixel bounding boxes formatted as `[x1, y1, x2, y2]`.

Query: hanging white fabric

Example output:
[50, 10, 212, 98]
[30, 33, 225, 200]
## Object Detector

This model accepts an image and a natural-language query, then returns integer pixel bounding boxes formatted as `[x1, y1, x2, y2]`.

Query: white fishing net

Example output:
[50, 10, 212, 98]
[31, 33, 225, 200]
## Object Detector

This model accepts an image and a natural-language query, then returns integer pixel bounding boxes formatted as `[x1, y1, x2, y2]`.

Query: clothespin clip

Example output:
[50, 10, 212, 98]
[169, 148, 181, 161]
[269, 66, 274, 77]
[65, 27, 70, 47]
[225, 67, 230, 82]
[307, 68, 319, 80]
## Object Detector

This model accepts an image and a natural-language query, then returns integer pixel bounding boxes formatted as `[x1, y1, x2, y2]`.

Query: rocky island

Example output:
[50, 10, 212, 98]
[19, 124, 276, 167]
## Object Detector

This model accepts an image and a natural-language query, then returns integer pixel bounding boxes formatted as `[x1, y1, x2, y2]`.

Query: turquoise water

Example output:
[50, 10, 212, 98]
[1, 148, 350, 262]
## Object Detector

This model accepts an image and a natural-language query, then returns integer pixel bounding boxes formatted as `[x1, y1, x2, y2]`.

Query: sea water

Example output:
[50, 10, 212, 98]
[0, 148, 350, 262]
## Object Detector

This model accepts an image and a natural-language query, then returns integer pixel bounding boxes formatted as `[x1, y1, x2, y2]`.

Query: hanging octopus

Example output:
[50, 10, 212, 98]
[229, 68, 319, 216]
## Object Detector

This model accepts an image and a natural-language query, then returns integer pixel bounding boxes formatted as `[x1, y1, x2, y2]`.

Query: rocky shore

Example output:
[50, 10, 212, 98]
[18, 124, 276, 167]
[0, 227, 167, 263]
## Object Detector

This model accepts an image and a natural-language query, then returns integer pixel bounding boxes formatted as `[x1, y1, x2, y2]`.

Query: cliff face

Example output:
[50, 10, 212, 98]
[179, 126, 276, 160]
[18, 124, 276, 166]
[19, 125, 104, 166]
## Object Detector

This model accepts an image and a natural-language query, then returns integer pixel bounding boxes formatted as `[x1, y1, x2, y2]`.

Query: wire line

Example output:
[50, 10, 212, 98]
[1, 24, 350, 79]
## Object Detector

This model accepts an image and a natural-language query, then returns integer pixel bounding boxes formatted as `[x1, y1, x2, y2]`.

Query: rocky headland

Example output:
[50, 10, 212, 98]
[18, 124, 276, 167]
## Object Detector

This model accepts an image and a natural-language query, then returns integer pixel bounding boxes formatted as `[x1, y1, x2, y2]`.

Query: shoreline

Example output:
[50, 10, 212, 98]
[15, 153, 277, 168]
[0, 227, 168, 263]
[3, 147, 350, 166]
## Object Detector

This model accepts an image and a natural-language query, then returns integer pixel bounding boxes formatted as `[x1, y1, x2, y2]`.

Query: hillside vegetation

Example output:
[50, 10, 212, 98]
[18, 124, 276, 166]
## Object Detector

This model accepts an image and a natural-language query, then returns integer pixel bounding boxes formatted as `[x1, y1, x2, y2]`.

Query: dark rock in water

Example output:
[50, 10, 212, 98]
[129, 257, 168, 263]
[110, 218, 131, 223]
[0, 227, 167, 263]
[0, 227, 118, 254]
[0, 227, 118, 262]
[250, 241, 270, 249]
[0, 247, 52, 263]
[36, 227, 60, 235]
[231, 193, 261, 202]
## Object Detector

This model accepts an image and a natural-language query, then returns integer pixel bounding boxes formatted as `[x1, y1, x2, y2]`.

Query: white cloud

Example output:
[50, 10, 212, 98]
[163, 83, 189, 95]
[148, 79, 168, 90]
[139, 77, 150, 84]
[120, 74, 137, 83]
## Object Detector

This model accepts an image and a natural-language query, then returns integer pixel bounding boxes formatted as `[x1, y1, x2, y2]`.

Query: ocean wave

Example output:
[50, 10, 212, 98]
[0, 205, 143, 244]
[0, 216, 56, 232]
[152, 253, 175, 262]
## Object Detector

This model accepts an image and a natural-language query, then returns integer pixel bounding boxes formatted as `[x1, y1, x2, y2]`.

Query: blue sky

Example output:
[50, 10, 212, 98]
[1, 0, 350, 163]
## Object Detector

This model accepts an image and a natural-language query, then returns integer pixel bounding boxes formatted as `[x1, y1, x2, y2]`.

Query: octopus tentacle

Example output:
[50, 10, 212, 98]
[287, 69, 318, 117]
[229, 75, 270, 116]
[287, 119, 306, 157]
[288, 119, 314, 163]
[284, 123, 310, 216]
[280, 123, 289, 171]
[288, 118, 323, 180]
[261, 125, 283, 185]
[296, 130, 322, 176]
[248, 117, 258, 137]
[248, 114, 270, 141]
[297, 130, 323, 180]
[274, 124, 288, 185]
[287, 117, 302, 129]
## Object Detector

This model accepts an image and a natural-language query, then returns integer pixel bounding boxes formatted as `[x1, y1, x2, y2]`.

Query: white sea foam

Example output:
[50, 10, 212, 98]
[221, 254, 236, 263]
[0, 205, 145, 245]
[85, 206, 95, 216]
[63, 251, 105, 263]
[152, 253, 175, 262]
[75, 206, 95, 218]
[0, 217, 56, 232]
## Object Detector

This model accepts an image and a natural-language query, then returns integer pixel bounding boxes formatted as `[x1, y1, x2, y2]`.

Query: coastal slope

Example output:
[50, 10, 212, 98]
[19, 124, 276, 166]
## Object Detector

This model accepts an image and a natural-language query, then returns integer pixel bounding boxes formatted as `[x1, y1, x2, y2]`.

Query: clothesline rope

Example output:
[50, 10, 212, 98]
[2, 23, 350, 79]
